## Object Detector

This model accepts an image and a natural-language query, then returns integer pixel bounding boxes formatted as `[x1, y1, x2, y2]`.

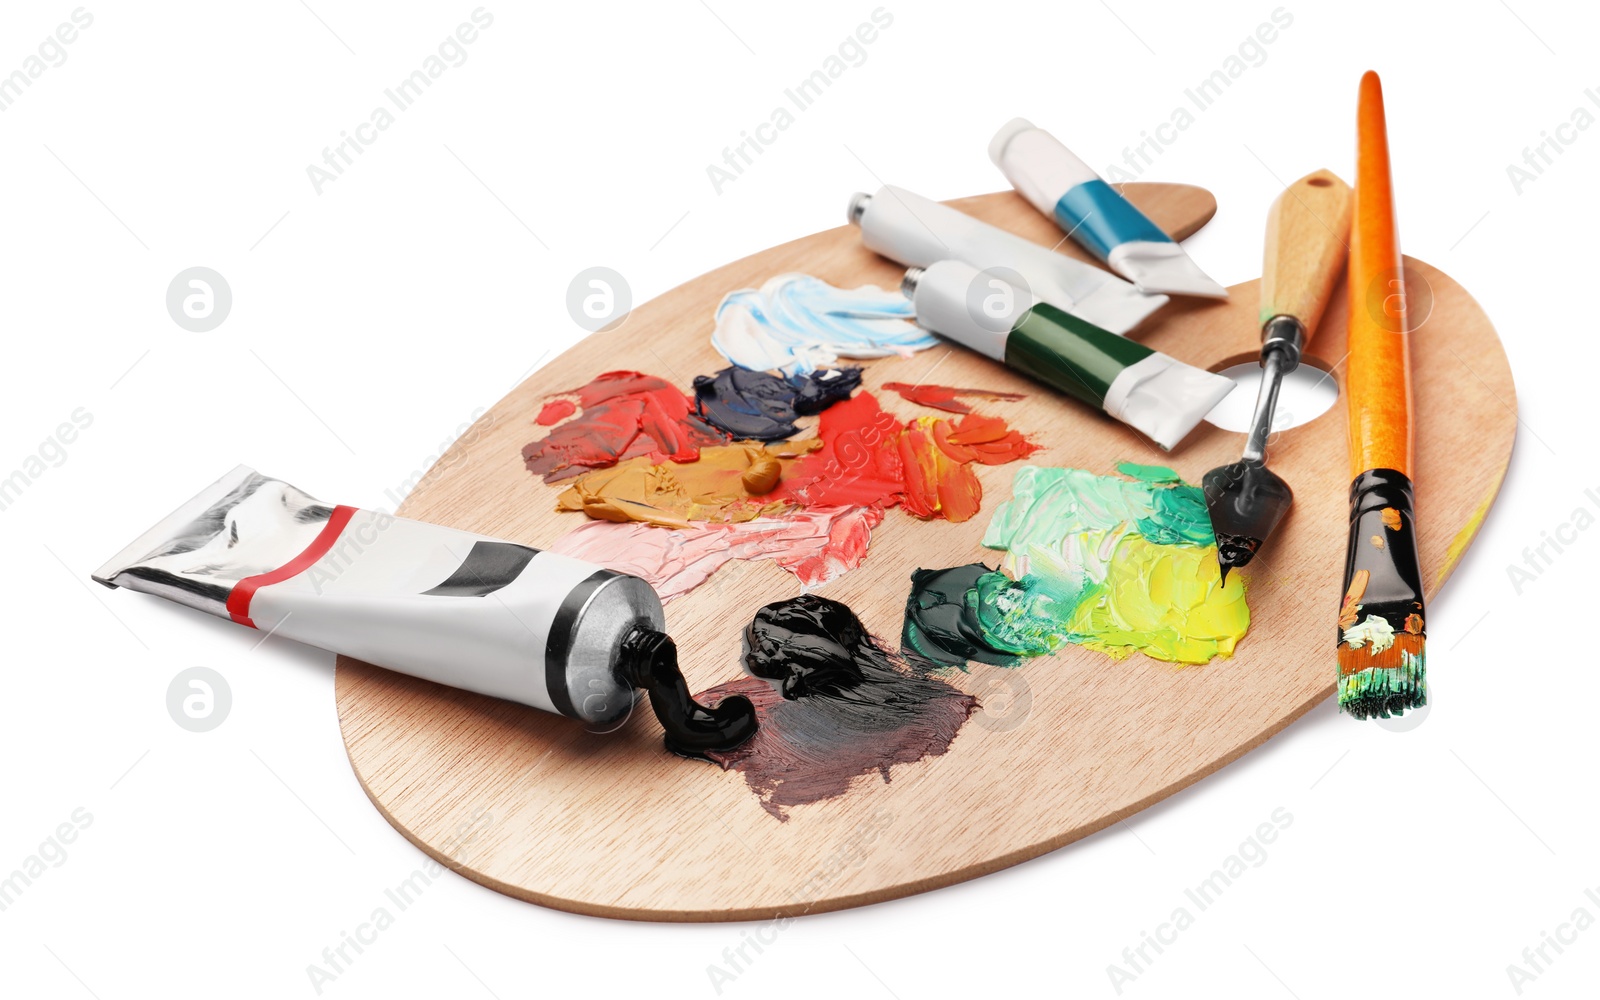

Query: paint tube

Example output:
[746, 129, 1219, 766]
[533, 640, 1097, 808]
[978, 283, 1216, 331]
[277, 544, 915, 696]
[901, 260, 1234, 450]
[846, 185, 1167, 336]
[92, 466, 756, 753]
[988, 119, 1228, 300]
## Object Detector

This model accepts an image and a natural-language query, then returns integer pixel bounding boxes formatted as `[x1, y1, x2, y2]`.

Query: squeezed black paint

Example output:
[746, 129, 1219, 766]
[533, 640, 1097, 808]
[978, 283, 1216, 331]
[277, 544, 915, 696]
[691, 366, 862, 441]
[618, 628, 758, 755]
[1203, 458, 1293, 581]
[739, 595, 975, 725]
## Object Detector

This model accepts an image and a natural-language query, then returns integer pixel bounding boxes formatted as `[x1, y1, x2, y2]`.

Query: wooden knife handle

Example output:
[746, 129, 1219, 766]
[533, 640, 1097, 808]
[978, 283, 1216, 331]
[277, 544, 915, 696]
[1259, 169, 1353, 343]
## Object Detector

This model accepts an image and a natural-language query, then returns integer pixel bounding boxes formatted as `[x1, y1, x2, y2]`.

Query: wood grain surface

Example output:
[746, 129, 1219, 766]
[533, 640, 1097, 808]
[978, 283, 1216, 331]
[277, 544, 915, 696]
[333, 184, 1514, 921]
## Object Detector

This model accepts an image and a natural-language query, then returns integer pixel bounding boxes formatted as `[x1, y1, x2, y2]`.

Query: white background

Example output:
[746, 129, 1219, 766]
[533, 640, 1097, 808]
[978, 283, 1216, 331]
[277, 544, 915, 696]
[2, 1, 1596, 997]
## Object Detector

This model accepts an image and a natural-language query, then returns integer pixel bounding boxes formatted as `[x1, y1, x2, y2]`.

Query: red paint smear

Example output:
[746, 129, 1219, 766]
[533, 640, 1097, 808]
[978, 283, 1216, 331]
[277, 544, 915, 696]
[522, 371, 728, 483]
[535, 399, 576, 425]
[774, 391, 1039, 523]
[881, 381, 1027, 415]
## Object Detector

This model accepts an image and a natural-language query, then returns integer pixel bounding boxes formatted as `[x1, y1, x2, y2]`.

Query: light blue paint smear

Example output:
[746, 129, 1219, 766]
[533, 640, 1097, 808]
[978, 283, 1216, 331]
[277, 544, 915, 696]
[711, 273, 935, 377]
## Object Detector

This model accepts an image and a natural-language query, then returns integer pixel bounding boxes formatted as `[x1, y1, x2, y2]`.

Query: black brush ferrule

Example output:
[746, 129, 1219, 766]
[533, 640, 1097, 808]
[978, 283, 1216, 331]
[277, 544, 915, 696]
[1340, 468, 1426, 634]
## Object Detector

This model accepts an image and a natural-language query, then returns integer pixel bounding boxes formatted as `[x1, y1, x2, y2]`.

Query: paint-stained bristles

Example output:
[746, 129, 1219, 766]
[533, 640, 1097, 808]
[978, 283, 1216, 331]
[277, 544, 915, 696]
[1337, 621, 1427, 720]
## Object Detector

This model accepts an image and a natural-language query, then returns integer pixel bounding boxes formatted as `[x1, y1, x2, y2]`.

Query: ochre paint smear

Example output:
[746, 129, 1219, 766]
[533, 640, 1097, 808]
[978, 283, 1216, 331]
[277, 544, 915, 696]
[522, 371, 728, 483]
[546, 506, 882, 599]
[554, 440, 820, 527]
[696, 595, 977, 820]
[881, 382, 1026, 414]
[775, 392, 1039, 523]
[535, 399, 576, 426]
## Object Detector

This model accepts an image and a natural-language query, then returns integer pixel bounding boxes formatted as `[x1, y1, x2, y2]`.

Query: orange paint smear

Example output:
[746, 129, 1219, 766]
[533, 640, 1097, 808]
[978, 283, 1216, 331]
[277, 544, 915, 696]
[1338, 569, 1369, 630]
[1339, 630, 1425, 676]
[774, 392, 1039, 523]
[881, 382, 1026, 415]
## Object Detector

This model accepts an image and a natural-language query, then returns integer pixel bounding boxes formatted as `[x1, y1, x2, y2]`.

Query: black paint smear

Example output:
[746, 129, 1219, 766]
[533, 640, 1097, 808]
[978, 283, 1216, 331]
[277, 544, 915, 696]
[901, 563, 1020, 669]
[691, 366, 862, 441]
[694, 595, 977, 820]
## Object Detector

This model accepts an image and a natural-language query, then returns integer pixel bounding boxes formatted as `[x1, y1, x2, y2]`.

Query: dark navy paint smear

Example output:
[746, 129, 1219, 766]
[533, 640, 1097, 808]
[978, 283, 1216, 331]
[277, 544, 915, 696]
[901, 563, 1020, 669]
[692, 595, 977, 820]
[692, 366, 862, 441]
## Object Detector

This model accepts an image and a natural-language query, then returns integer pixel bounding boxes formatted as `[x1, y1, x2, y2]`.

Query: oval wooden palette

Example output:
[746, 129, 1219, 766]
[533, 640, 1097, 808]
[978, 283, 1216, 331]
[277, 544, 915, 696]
[334, 184, 1513, 920]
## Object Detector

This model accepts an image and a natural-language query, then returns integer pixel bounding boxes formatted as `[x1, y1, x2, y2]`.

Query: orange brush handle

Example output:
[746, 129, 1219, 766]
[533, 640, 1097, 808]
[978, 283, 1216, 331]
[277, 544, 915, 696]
[1346, 71, 1414, 479]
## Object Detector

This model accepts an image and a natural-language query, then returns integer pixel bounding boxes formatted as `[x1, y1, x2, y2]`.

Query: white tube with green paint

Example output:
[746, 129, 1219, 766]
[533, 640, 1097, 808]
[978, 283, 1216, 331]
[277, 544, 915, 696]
[902, 259, 1234, 451]
[989, 118, 1228, 300]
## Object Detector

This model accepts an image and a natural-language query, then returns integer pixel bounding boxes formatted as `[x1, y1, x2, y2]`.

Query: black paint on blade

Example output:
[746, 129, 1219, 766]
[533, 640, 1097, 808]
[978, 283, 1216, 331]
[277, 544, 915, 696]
[691, 366, 862, 441]
[1203, 459, 1293, 579]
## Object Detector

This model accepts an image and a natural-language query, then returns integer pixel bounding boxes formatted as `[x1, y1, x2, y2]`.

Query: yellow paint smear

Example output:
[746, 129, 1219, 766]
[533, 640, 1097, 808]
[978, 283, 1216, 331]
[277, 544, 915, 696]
[1433, 488, 1496, 589]
[1066, 535, 1250, 665]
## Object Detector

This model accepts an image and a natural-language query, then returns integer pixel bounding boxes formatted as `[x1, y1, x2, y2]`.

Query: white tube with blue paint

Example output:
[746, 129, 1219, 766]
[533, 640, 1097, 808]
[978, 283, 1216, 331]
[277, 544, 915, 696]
[988, 118, 1228, 300]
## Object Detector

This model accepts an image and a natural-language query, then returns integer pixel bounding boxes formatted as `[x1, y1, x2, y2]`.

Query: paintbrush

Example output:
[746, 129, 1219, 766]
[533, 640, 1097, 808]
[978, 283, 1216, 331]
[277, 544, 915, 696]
[1203, 169, 1352, 580]
[1336, 70, 1427, 719]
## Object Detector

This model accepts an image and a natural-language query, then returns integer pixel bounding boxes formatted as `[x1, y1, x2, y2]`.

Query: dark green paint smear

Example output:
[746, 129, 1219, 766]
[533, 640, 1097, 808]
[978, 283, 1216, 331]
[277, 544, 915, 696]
[901, 563, 1020, 669]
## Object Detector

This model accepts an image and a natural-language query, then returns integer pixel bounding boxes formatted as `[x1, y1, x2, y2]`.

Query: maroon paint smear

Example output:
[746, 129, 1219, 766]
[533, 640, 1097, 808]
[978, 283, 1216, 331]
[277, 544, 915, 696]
[696, 595, 978, 821]
[881, 381, 1026, 414]
[522, 371, 728, 483]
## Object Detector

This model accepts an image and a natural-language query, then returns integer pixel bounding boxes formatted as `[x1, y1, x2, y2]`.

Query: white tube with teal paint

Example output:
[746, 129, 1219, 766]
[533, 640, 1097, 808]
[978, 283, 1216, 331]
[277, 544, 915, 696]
[848, 185, 1167, 336]
[989, 118, 1228, 300]
[903, 260, 1234, 451]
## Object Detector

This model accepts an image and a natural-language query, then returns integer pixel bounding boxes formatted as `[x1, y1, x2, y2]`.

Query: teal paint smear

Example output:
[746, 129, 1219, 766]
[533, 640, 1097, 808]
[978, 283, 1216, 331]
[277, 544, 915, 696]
[1135, 479, 1210, 547]
[970, 547, 1094, 657]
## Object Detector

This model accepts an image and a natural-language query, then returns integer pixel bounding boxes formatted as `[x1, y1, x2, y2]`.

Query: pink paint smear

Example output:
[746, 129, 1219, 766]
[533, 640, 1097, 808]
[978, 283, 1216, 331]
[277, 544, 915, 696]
[546, 506, 883, 602]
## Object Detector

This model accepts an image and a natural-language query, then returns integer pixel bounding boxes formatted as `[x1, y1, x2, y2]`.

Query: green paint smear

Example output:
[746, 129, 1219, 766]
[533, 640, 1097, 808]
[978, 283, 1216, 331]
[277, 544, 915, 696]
[1115, 461, 1181, 484]
[975, 464, 1250, 666]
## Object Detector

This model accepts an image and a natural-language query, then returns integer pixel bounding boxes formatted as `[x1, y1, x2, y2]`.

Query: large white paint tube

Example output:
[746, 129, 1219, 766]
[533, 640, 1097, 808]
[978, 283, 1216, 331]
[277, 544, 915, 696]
[92, 466, 757, 753]
[846, 185, 1169, 336]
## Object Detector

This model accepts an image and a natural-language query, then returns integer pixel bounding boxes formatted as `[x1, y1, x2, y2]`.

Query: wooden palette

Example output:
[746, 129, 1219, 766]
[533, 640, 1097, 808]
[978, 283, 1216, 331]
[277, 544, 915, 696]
[334, 184, 1514, 920]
